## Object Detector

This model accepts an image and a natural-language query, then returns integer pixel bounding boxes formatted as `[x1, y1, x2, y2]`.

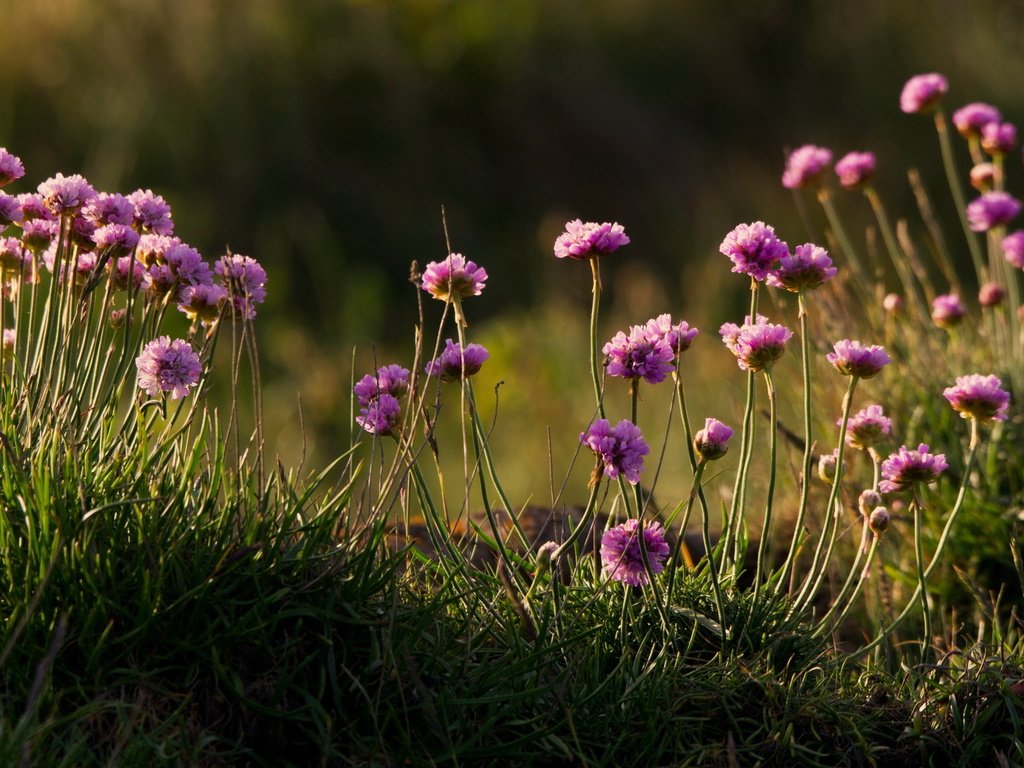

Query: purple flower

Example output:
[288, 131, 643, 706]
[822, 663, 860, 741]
[20, 219, 56, 254]
[135, 336, 203, 399]
[84, 193, 134, 226]
[834, 151, 876, 189]
[16, 194, 54, 222]
[0, 193, 23, 228]
[603, 324, 676, 385]
[0, 237, 26, 276]
[421, 253, 488, 302]
[0, 149, 25, 187]
[982, 122, 1016, 155]
[694, 417, 733, 462]
[643, 314, 698, 355]
[92, 223, 140, 256]
[842, 404, 892, 451]
[931, 293, 966, 328]
[1004, 230, 1024, 269]
[37, 173, 97, 215]
[967, 192, 1021, 232]
[136, 234, 181, 267]
[979, 282, 1005, 308]
[553, 219, 630, 260]
[424, 339, 488, 382]
[177, 283, 227, 325]
[953, 103, 1002, 138]
[215, 254, 267, 320]
[943, 373, 1011, 423]
[69, 216, 98, 252]
[719, 221, 789, 282]
[868, 506, 890, 535]
[127, 189, 174, 235]
[145, 263, 175, 297]
[580, 418, 649, 484]
[720, 314, 792, 372]
[826, 339, 891, 379]
[354, 364, 411, 405]
[879, 443, 948, 493]
[166, 243, 213, 288]
[765, 243, 837, 292]
[782, 144, 833, 189]
[110, 256, 147, 292]
[900, 73, 948, 114]
[600, 519, 670, 587]
[356, 393, 402, 436]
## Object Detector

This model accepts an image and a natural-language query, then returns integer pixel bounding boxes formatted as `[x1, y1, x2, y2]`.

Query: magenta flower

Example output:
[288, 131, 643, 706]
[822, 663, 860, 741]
[92, 223, 140, 257]
[16, 193, 54, 222]
[145, 264, 175, 297]
[979, 282, 1005, 308]
[1003, 230, 1024, 269]
[842, 404, 892, 451]
[600, 519, 670, 587]
[880, 443, 948, 494]
[20, 219, 56, 254]
[603, 324, 676, 385]
[354, 364, 411, 406]
[643, 314, 698, 355]
[883, 293, 904, 314]
[166, 243, 213, 288]
[136, 234, 181, 267]
[931, 293, 966, 328]
[425, 339, 488, 382]
[84, 193, 135, 227]
[0, 193, 22, 228]
[215, 254, 267, 320]
[943, 373, 1010, 423]
[694, 417, 733, 462]
[553, 219, 630, 260]
[827, 339, 891, 379]
[356, 393, 402, 436]
[953, 103, 1001, 138]
[580, 418, 649, 484]
[0, 237, 26, 276]
[127, 189, 174, 235]
[421, 253, 488, 302]
[782, 144, 833, 189]
[900, 73, 948, 114]
[720, 221, 789, 282]
[135, 336, 203, 399]
[0, 149, 25, 188]
[177, 284, 227, 325]
[37, 173, 97, 215]
[982, 122, 1016, 155]
[110, 256, 147, 292]
[720, 315, 792, 372]
[967, 192, 1021, 232]
[766, 243, 836, 292]
[834, 151, 876, 189]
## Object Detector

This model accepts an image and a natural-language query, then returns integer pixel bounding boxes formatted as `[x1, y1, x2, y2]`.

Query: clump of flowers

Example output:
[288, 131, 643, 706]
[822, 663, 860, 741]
[694, 417, 733, 463]
[720, 315, 792, 372]
[355, 394, 402, 436]
[719, 221, 789, 282]
[553, 220, 629, 260]
[826, 339, 891, 379]
[580, 418, 648, 484]
[127, 189, 175, 235]
[782, 145, 833, 189]
[900, 72, 948, 114]
[643, 313, 698, 355]
[967, 191, 1022, 231]
[953, 103, 1001, 138]
[135, 336, 203, 399]
[215, 253, 267, 320]
[931, 293, 966, 328]
[834, 151, 876, 189]
[766, 242, 837, 291]
[425, 339, 489, 382]
[354, 364, 411, 405]
[879, 444, 948, 494]
[600, 519, 670, 587]
[942, 374, 1011, 423]
[843, 404, 892, 451]
[421, 253, 488, 302]
[603, 324, 675, 385]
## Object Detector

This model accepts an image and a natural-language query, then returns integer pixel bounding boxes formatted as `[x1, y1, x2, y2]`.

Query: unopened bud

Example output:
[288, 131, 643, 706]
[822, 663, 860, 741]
[859, 489, 883, 516]
[110, 308, 127, 329]
[868, 506, 890, 535]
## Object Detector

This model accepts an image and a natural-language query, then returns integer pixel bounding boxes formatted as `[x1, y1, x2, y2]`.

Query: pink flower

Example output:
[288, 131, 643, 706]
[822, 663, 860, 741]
[765, 243, 836, 292]
[943, 374, 1010, 423]
[720, 315, 792, 372]
[643, 314, 698, 355]
[880, 443, 948, 493]
[719, 221, 789, 282]
[931, 293, 966, 328]
[900, 73, 948, 114]
[84, 193, 135, 226]
[421, 253, 487, 301]
[215, 254, 267, 320]
[978, 282, 1005, 308]
[967, 192, 1021, 232]
[1003, 230, 1024, 269]
[600, 519, 670, 587]
[0, 149, 25, 188]
[37, 173, 97, 215]
[135, 336, 203, 399]
[982, 122, 1017, 155]
[782, 144, 833, 189]
[953, 103, 1001, 138]
[581, 418, 649, 485]
[842, 404, 891, 451]
[693, 417, 733, 462]
[603, 324, 676, 385]
[127, 189, 174, 235]
[177, 284, 227, 325]
[354, 364, 411, 405]
[834, 151, 876, 189]
[826, 339, 891, 379]
[553, 219, 629, 260]
[424, 339, 488, 382]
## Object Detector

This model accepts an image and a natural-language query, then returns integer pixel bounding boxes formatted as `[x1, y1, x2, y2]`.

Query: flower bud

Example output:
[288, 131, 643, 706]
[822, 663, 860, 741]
[868, 506, 890, 535]
[859, 489, 883, 516]
[110, 308, 127, 329]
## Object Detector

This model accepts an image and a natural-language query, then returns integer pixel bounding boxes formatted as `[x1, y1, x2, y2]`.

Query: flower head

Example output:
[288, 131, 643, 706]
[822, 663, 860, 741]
[354, 364, 411, 405]
[84, 193, 134, 226]
[782, 144, 833, 189]
[92, 223, 140, 257]
[720, 314, 792, 372]
[37, 173, 97, 215]
[843, 404, 892, 450]
[16, 193, 54, 222]
[879, 443, 948, 493]
[900, 73, 948, 114]
[719, 221, 789, 282]
[355, 393, 402, 436]
[967, 191, 1021, 232]
[859, 489, 884, 516]
[20, 218, 56, 254]
[953, 103, 1001, 138]
[979, 282, 1005, 308]
[127, 189, 174, 235]
[600, 519, 670, 587]
[110, 256, 147, 292]
[766, 243, 837, 291]
[834, 151, 876, 189]
[0, 237, 26, 276]
[603, 324, 676, 385]
[580, 418, 649, 484]
[166, 243, 213, 288]
[421, 253, 487, 302]
[643, 314, 698, 355]
[0, 193, 22, 228]
[817, 449, 845, 484]
[931, 293, 966, 328]
[827, 339, 891, 378]
[136, 234, 181, 267]
[177, 283, 227, 324]
[868, 506, 891, 535]
[970, 162, 997, 192]
[424, 339, 488, 382]
[135, 336, 203, 399]
[982, 122, 1017, 155]
[694, 417, 733, 462]
[1003, 230, 1024, 269]
[943, 373, 1011, 423]
[553, 219, 630, 260]
[0, 149, 25, 188]
[214, 253, 267, 320]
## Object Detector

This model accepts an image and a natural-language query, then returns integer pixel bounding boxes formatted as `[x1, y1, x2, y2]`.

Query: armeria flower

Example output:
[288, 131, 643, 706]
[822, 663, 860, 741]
[84, 193, 134, 226]
[1003, 230, 1024, 269]
[135, 336, 203, 399]
[982, 122, 1017, 155]
[843, 404, 892, 450]
[580, 418, 649, 484]
[127, 189, 174, 235]
[719, 221, 789, 282]
[69, 216, 98, 252]
[817, 449, 845, 484]
[165, 243, 213, 288]
[720, 314, 792, 372]
[603, 324, 676, 385]
[953, 103, 1001, 138]
[858, 489, 884, 516]
[765, 242, 836, 291]
[643, 314, 698, 355]
[0, 149, 25, 187]
[970, 162, 997, 191]
[979, 282, 1005, 308]
[826, 339, 891, 379]
[600, 519, 670, 587]
[931, 293, 966, 328]
[177, 283, 227, 325]
[355, 393, 402, 436]
[868, 506, 890, 535]
[136, 234, 181, 267]
[879, 443, 948, 493]
[967, 191, 1021, 232]
[553, 219, 630, 260]
[92, 223, 140, 256]
[781, 144, 833, 189]
[37, 173, 97, 215]
[0, 237, 25, 276]
[0, 193, 23, 227]
[694, 417, 733, 462]
[420, 253, 487, 301]
[424, 339, 488, 382]
[16, 193, 54, 222]
[834, 151, 876, 189]
[20, 219, 57, 253]
[214, 253, 267, 320]
[883, 293, 904, 314]
[942, 373, 1011, 423]
[145, 263, 175, 297]
[899, 73, 948, 114]
[354, 364, 411, 406]
[110, 256, 147, 292]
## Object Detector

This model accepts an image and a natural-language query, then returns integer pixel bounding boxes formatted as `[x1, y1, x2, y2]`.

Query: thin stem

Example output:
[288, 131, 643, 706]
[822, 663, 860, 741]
[934, 108, 987, 283]
[588, 256, 606, 420]
[912, 494, 932, 663]
[817, 186, 868, 286]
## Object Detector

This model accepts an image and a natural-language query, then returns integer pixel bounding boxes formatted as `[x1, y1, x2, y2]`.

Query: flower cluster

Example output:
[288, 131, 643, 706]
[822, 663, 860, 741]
[720, 315, 792, 372]
[215, 254, 267, 321]
[719, 221, 789, 282]
[553, 219, 630, 260]
[834, 151, 876, 189]
[694, 417, 733, 462]
[900, 73, 948, 114]
[421, 253, 488, 302]
[354, 363, 411, 436]
[135, 336, 203, 399]
[966, 191, 1021, 232]
[603, 325, 675, 385]
[942, 374, 1010, 423]
[600, 519, 670, 587]
[826, 339, 891, 379]
[425, 339, 489, 382]
[931, 293, 966, 328]
[843, 404, 892, 451]
[879, 444, 948, 494]
[580, 418, 648, 484]
[765, 243, 837, 292]
[782, 144, 833, 189]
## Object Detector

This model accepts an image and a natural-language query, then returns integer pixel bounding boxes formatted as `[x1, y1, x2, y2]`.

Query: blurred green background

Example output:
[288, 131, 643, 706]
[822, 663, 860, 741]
[3, 0, 1022, 506]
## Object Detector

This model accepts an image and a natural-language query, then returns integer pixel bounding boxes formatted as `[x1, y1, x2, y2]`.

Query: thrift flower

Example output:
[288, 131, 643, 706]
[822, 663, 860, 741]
[720, 315, 792, 372]
[136, 234, 181, 267]
[580, 418, 649, 484]
[719, 221, 789, 282]
[967, 191, 1021, 232]
[354, 364, 411, 405]
[553, 219, 630, 260]
[970, 162, 997, 191]
[953, 103, 1001, 138]
[1003, 230, 1024, 269]
[424, 339, 488, 382]
[817, 450, 844, 484]
[858, 489, 884, 516]
[135, 336, 203, 399]
[0, 237, 25, 276]
[643, 314, 698, 355]
[694, 417, 733, 462]
[0, 193, 22, 227]
[765, 242, 836, 291]
[0, 149, 25, 187]
[92, 223, 140, 256]
[868, 506, 890, 535]
[844, 404, 892, 451]
[834, 151, 876, 189]
[16, 193, 54, 222]
[979, 282, 1005, 308]
[931, 293, 966, 328]
[37, 173, 97, 215]
[215, 253, 267, 320]
[880, 443, 948, 493]
[127, 189, 174, 235]
[782, 144, 833, 189]
[899, 73, 948, 114]
[20, 219, 56, 253]
[981, 122, 1016, 155]
[84, 193, 134, 226]
[827, 339, 891, 379]
[421, 253, 487, 301]
[356, 393, 402, 436]
[600, 519, 670, 587]
[942, 373, 1010, 423]
[603, 324, 675, 385]
[110, 256, 147, 292]
[883, 293, 904, 314]
[177, 283, 227, 324]
[166, 243, 213, 288]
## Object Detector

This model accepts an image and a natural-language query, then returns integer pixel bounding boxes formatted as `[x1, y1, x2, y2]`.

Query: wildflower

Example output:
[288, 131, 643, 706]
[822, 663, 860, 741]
[177, 283, 227, 325]
[110, 256, 147, 292]
[720, 314, 792, 372]
[136, 234, 181, 267]
[20, 219, 57, 253]
[883, 293, 904, 314]
[899, 73, 948, 114]
[135, 336, 203, 399]
[868, 506, 890, 535]
[834, 151, 876, 189]
[424, 339, 488, 382]
[92, 223, 140, 257]
[981, 122, 1016, 155]
[782, 144, 833, 189]
[879, 443, 948, 493]
[1003, 230, 1024, 269]
[694, 417, 733, 462]
[37, 173, 97, 215]
[109, 308, 127, 329]
[127, 189, 174, 235]
[165, 243, 213, 288]
[0, 238, 26, 278]
[826, 339, 891, 378]
[0, 149, 25, 187]
[859, 489, 884, 516]
[580, 418, 649, 484]
[16, 194, 54, 222]
[69, 217, 97, 252]
[354, 364, 411, 405]
[817, 450, 845, 484]
[355, 393, 402, 436]
[603, 324, 675, 385]
[766, 242, 836, 291]
[843, 404, 892, 450]
[0, 193, 22, 228]
[643, 314, 698, 355]
[214, 253, 267, 320]
[719, 221, 789, 282]
[600, 519, 670, 587]
[967, 191, 1021, 232]
[84, 193, 134, 226]
[952, 103, 1001, 138]
[931, 293, 966, 328]
[421, 253, 487, 301]
[942, 373, 1010, 423]
[145, 263, 175, 297]
[978, 282, 1005, 308]
[970, 162, 997, 191]
[553, 219, 630, 260]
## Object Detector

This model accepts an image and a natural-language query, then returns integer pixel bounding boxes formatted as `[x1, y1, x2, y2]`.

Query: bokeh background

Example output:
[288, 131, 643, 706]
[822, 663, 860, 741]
[3, 0, 1023, 507]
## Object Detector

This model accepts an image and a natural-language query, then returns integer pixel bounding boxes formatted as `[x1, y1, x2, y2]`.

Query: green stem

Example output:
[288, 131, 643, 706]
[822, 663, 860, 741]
[934, 108, 988, 283]
[864, 186, 929, 323]
[589, 256, 606, 420]
[912, 494, 932, 663]
[817, 186, 868, 287]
